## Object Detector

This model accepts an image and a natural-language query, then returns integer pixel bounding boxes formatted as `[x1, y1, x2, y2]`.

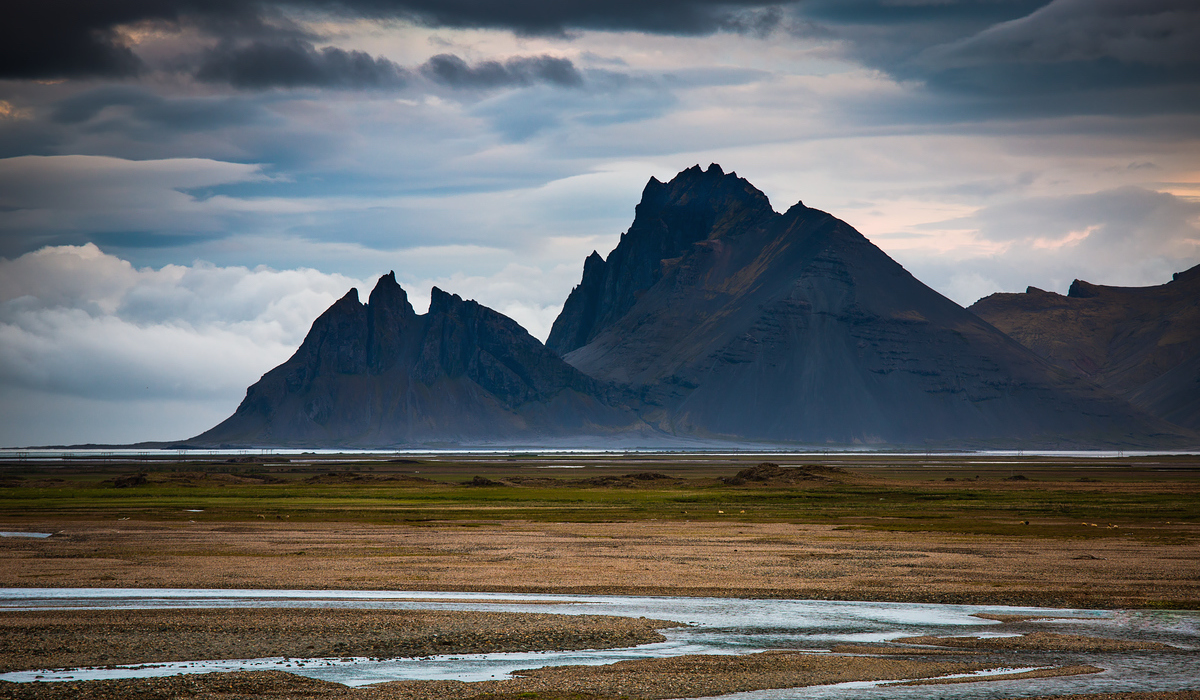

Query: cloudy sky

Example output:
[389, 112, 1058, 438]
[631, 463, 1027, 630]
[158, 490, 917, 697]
[1, 0, 1199, 446]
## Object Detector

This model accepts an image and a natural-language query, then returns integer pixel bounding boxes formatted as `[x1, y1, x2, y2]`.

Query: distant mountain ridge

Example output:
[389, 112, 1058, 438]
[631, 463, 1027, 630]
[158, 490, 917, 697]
[970, 265, 1200, 430]
[549, 164, 1181, 445]
[194, 272, 644, 446]
[191, 165, 1195, 448]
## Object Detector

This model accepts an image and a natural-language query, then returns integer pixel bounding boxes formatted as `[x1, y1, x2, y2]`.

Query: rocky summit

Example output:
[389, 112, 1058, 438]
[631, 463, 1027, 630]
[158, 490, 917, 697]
[194, 165, 1193, 448]
[550, 164, 1182, 446]
[193, 273, 643, 446]
[970, 265, 1200, 431]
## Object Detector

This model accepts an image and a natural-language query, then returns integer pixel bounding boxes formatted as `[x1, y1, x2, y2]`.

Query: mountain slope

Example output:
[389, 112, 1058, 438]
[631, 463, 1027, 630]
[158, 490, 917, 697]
[969, 265, 1200, 430]
[552, 164, 1184, 446]
[193, 273, 642, 447]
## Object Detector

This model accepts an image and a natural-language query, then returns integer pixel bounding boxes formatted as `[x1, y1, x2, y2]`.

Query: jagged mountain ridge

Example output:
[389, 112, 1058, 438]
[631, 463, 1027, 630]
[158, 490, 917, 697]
[547, 168, 775, 355]
[193, 165, 1193, 447]
[194, 273, 643, 446]
[969, 266, 1200, 430]
[551, 164, 1183, 445]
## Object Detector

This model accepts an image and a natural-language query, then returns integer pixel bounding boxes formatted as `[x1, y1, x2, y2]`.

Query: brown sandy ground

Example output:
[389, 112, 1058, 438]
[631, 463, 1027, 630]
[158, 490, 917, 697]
[892, 631, 1181, 652]
[828, 643, 974, 655]
[894, 665, 1103, 686]
[2, 519, 1197, 609]
[974, 613, 1099, 623]
[0, 652, 1075, 700]
[363, 652, 1100, 700]
[0, 608, 675, 673]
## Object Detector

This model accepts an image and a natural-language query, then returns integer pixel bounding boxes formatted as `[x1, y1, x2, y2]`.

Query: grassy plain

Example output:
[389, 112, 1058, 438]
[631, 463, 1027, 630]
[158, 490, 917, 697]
[2, 452, 1197, 529]
[1, 452, 1197, 608]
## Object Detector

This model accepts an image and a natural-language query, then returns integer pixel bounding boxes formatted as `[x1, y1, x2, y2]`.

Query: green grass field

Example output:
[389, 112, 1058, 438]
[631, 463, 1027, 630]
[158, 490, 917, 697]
[1, 453, 1196, 542]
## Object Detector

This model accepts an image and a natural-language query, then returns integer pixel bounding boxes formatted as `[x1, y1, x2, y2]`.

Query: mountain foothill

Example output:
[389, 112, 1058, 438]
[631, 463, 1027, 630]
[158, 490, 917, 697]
[193, 165, 1199, 448]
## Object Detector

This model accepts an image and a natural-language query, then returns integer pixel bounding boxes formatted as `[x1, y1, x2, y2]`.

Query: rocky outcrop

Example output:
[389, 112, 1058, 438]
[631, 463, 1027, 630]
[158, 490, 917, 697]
[551, 165, 1186, 446]
[193, 272, 644, 447]
[970, 265, 1200, 430]
[547, 164, 775, 355]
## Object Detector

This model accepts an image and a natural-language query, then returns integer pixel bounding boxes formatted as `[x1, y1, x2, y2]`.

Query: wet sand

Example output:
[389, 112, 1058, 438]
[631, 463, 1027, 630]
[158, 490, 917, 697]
[0, 657, 1138, 700]
[365, 652, 990, 700]
[0, 605, 1158, 700]
[0, 653, 1099, 700]
[893, 631, 1182, 652]
[2, 519, 1197, 609]
[896, 665, 1103, 686]
[0, 608, 675, 673]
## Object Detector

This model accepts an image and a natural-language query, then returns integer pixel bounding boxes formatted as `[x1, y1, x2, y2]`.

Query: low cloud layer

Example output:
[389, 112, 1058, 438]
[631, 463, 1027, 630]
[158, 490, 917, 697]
[0, 244, 371, 445]
[196, 40, 411, 89]
[0, 155, 267, 257]
[421, 54, 583, 89]
[896, 186, 1200, 305]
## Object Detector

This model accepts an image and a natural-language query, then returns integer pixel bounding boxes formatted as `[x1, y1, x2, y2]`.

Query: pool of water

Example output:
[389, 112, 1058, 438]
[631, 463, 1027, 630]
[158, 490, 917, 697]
[1, 589, 1196, 698]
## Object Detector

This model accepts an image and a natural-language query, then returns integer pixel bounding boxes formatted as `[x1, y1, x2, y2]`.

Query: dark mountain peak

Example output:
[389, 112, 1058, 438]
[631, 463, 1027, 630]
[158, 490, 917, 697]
[368, 271, 413, 313]
[634, 163, 773, 227]
[553, 168, 1179, 445]
[782, 200, 808, 216]
[193, 276, 640, 446]
[546, 164, 779, 356]
[428, 285, 460, 313]
[366, 272, 416, 373]
[1171, 263, 1200, 284]
[370, 270, 398, 295]
[1068, 279, 1101, 298]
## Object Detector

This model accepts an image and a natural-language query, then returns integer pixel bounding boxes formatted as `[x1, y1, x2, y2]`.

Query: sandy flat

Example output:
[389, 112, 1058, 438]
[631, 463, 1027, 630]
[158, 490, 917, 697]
[0, 608, 676, 673]
[893, 631, 1181, 652]
[0, 656, 1141, 700]
[2, 519, 1197, 609]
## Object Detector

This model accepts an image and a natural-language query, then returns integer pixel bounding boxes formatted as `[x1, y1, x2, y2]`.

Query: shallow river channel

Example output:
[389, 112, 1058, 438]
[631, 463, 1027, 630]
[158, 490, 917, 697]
[1, 589, 1197, 698]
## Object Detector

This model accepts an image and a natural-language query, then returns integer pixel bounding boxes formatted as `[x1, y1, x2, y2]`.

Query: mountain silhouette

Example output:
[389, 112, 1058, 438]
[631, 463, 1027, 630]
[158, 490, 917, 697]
[970, 265, 1200, 431]
[193, 165, 1191, 448]
[194, 272, 642, 446]
[549, 164, 1182, 445]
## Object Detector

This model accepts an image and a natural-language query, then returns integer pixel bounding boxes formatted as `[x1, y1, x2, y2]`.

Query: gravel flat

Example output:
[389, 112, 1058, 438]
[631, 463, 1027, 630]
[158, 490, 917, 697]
[0, 608, 676, 673]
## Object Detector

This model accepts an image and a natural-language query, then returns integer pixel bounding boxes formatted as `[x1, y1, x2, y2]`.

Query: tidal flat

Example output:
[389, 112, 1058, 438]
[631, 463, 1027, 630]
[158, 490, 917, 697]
[0, 452, 1197, 699]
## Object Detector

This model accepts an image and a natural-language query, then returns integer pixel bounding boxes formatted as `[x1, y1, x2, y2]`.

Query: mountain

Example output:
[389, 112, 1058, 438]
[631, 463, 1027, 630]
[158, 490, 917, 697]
[969, 266, 1200, 430]
[193, 165, 1192, 448]
[549, 164, 1184, 446]
[193, 273, 643, 447]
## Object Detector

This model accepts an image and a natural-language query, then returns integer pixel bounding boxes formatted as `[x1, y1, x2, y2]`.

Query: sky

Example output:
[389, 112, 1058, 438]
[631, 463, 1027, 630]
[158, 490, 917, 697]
[1, 0, 1199, 446]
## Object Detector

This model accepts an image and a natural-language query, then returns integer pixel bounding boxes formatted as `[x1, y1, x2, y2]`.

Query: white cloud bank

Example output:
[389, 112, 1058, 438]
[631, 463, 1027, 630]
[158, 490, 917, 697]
[0, 242, 588, 446]
[0, 244, 371, 446]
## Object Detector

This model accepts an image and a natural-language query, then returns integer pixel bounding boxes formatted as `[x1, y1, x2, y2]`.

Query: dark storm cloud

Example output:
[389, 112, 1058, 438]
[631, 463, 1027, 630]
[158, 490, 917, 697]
[0, 0, 252, 79]
[421, 54, 583, 89]
[51, 87, 267, 129]
[355, 0, 786, 35]
[0, 0, 790, 81]
[196, 39, 410, 88]
[793, 0, 1200, 104]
